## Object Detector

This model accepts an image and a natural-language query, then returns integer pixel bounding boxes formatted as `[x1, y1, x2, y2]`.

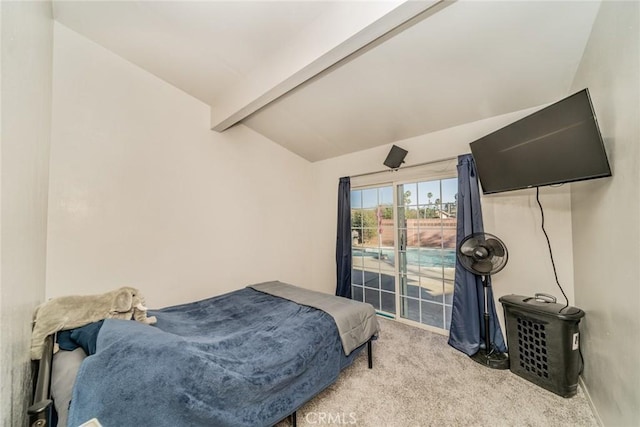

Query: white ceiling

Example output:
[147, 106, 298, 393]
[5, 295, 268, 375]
[53, 1, 601, 162]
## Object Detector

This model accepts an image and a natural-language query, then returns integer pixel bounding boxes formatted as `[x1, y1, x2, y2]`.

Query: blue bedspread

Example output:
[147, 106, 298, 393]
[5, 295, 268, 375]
[67, 288, 363, 427]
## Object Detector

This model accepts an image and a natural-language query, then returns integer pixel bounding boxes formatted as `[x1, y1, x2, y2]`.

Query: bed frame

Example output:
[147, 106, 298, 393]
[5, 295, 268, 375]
[28, 335, 374, 427]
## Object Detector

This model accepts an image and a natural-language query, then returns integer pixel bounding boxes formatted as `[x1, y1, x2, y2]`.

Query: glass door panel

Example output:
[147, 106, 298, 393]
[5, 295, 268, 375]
[397, 178, 456, 331]
[351, 185, 395, 315]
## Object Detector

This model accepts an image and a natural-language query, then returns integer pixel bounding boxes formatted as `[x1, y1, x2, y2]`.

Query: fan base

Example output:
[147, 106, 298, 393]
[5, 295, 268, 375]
[471, 348, 510, 370]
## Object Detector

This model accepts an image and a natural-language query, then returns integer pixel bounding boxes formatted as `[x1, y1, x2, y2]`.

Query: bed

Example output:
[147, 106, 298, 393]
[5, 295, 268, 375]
[28, 281, 379, 427]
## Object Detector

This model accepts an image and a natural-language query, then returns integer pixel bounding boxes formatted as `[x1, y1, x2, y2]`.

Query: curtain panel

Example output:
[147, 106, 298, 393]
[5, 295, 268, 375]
[335, 177, 352, 298]
[448, 154, 507, 355]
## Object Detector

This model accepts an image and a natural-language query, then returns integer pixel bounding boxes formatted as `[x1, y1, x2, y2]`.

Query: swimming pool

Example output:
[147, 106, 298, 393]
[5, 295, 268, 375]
[353, 247, 455, 268]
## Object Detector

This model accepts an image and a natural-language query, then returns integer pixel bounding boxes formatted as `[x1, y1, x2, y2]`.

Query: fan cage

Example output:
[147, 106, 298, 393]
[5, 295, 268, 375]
[457, 232, 508, 276]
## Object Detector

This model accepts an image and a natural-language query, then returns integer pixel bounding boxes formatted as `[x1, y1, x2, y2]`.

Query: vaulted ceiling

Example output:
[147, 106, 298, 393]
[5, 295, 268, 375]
[53, 1, 601, 162]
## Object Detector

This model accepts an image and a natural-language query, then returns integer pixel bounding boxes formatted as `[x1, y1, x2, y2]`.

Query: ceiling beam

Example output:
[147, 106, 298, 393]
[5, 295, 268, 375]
[210, 0, 450, 132]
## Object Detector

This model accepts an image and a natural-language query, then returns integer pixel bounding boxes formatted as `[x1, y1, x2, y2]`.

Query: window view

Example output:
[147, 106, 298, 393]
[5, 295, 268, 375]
[397, 178, 457, 330]
[351, 186, 395, 314]
[350, 177, 457, 332]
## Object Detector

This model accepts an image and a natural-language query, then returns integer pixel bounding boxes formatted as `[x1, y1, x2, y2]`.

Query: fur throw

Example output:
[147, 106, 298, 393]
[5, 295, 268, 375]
[31, 287, 157, 360]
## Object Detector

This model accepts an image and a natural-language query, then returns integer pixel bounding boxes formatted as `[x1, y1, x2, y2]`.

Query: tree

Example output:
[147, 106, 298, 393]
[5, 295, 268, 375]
[382, 206, 393, 219]
[433, 198, 441, 217]
[403, 190, 412, 206]
[351, 210, 377, 244]
[427, 192, 433, 204]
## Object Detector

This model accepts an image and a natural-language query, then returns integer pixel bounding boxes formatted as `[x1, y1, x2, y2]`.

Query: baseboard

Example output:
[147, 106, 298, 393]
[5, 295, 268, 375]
[579, 376, 604, 427]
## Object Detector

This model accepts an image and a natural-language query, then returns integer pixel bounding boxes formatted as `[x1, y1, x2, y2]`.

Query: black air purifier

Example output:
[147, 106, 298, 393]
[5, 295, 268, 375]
[499, 294, 585, 397]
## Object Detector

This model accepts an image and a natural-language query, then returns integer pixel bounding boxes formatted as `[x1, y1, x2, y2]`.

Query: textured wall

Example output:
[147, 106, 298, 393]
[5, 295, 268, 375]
[570, 1, 640, 425]
[0, 1, 53, 425]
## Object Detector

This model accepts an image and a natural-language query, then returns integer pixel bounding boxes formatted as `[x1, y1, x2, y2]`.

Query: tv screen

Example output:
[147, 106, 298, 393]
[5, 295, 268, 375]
[470, 89, 611, 194]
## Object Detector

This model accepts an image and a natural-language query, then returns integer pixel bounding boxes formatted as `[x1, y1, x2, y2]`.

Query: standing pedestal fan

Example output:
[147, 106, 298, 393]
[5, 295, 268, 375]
[458, 232, 510, 370]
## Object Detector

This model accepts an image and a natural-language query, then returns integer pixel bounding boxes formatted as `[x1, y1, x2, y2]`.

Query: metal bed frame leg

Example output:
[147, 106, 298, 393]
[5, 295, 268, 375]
[28, 335, 54, 427]
[290, 411, 297, 427]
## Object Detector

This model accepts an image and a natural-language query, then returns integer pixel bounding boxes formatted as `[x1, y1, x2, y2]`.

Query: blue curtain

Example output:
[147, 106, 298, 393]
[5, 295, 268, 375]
[448, 154, 507, 355]
[335, 177, 351, 298]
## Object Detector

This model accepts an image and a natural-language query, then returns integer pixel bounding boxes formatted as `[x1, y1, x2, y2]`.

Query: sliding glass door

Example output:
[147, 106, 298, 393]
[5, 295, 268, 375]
[351, 177, 457, 332]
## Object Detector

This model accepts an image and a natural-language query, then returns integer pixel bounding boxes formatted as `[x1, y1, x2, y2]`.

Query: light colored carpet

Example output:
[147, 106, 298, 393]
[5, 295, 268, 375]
[278, 318, 597, 426]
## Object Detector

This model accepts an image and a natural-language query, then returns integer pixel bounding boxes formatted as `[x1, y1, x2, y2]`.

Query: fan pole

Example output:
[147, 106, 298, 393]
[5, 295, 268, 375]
[469, 275, 509, 369]
[482, 276, 491, 354]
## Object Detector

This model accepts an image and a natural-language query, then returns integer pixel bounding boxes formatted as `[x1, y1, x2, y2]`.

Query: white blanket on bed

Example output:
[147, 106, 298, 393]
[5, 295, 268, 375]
[249, 281, 379, 355]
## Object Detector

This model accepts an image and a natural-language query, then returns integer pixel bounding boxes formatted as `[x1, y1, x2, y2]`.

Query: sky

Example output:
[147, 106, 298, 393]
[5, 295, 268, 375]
[352, 178, 457, 209]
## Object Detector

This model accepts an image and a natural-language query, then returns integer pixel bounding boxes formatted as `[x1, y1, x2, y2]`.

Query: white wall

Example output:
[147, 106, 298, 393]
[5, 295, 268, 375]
[310, 107, 576, 331]
[0, 1, 53, 424]
[46, 23, 312, 308]
[569, 2, 640, 425]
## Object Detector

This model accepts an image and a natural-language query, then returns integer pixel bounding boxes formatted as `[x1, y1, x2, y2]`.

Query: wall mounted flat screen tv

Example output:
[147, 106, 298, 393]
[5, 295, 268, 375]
[470, 89, 611, 194]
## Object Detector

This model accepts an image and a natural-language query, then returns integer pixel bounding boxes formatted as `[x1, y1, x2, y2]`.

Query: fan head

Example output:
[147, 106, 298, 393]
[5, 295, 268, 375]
[458, 232, 508, 276]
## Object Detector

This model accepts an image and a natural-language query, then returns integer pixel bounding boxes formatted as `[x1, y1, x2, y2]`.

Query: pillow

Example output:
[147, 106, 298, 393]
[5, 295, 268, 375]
[69, 320, 104, 355]
[51, 348, 87, 427]
[56, 330, 78, 351]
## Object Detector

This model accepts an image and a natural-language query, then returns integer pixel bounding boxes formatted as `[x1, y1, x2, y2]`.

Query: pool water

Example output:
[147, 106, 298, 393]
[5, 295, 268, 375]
[353, 248, 455, 268]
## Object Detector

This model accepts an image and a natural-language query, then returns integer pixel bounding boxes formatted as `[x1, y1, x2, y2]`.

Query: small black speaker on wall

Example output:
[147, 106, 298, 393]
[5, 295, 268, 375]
[384, 145, 408, 170]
